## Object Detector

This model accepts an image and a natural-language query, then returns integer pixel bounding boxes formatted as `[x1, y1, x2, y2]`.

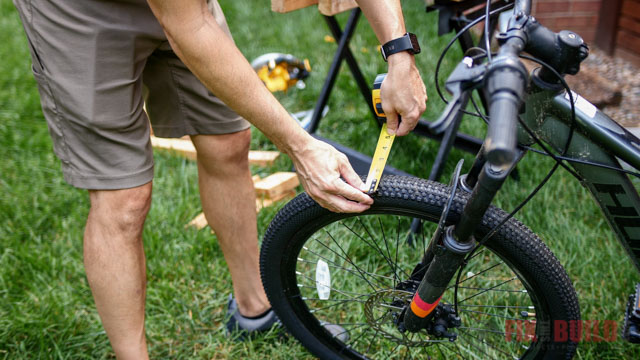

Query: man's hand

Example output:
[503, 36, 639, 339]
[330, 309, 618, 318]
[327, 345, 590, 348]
[355, 0, 428, 136]
[381, 52, 427, 136]
[289, 138, 373, 213]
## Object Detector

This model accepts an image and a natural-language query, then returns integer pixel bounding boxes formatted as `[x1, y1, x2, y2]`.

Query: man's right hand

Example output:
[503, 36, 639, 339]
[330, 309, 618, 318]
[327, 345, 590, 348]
[289, 137, 373, 213]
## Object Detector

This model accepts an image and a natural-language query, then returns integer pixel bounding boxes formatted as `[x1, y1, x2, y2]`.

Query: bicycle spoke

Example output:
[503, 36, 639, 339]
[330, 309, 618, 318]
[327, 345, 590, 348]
[457, 304, 534, 310]
[449, 262, 503, 289]
[458, 326, 512, 336]
[394, 217, 401, 288]
[309, 297, 365, 314]
[459, 277, 517, 303]
[344, 219, 407, 282]
[324, 229, 382, 293]
[364, 328, 382, 355]
[311, 234, 388, 291]
[295, 274, 370, 298]
[301, 297, 367, 303]
[297, 253, 391, 288]
[377, 217, 399, 286]
[457, 286, 526, 293]
[459, 308, 523, 321]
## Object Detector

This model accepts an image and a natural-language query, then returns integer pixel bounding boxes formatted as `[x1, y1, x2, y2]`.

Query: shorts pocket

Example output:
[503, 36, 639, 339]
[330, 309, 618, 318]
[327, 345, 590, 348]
[31, 65, 70, 164]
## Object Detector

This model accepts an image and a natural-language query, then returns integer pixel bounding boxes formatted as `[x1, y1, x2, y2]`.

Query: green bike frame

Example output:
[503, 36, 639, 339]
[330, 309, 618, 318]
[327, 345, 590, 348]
[522, 78, 640, 271]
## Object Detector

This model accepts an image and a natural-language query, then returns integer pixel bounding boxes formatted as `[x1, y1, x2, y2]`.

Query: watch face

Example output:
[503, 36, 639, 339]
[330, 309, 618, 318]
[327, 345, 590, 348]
[409, 33, 421, 54]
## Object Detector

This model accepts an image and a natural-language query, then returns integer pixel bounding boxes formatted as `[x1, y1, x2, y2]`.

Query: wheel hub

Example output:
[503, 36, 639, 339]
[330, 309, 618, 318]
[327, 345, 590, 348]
[364, 289, 441, 346]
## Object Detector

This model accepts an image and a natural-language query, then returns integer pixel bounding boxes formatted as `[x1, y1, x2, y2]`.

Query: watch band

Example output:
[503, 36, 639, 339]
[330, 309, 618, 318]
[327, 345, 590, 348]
[380, 33, 421, 62]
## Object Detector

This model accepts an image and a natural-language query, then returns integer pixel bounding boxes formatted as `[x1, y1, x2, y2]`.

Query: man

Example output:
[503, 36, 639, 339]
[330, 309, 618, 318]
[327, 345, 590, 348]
[13, 0, 426, 358]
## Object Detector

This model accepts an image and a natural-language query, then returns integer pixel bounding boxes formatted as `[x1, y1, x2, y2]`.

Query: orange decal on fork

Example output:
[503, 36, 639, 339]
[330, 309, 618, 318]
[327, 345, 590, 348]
[410, 293, 443, 318]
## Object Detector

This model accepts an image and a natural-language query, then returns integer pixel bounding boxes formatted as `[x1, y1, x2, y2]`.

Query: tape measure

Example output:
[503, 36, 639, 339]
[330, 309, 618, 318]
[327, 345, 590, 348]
[364, 73, 396, 194]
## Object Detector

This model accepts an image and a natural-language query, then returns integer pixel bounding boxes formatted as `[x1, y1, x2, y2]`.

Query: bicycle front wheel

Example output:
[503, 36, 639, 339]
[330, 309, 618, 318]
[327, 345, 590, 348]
[260, 176, 580, 359]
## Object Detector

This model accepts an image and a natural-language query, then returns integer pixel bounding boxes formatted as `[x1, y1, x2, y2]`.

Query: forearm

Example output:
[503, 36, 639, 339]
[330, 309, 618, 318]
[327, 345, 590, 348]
[146, 0, 311, 156]
[355, 0, 405, 43]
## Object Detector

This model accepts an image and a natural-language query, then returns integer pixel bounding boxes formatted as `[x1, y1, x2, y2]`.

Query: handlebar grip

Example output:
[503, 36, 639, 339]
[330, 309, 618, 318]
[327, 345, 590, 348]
[486, 93, 520, 166]
[484, 59, 528, 167]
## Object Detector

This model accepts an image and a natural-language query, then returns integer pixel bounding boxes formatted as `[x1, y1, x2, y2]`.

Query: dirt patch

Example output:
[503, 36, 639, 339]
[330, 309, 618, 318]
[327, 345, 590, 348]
[569, 47, 640, 128]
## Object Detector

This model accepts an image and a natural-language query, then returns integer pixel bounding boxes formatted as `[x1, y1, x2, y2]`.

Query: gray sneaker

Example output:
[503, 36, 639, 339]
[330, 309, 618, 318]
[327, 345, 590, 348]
[225, 296, 280, 338]
[225, 296, 349, 343]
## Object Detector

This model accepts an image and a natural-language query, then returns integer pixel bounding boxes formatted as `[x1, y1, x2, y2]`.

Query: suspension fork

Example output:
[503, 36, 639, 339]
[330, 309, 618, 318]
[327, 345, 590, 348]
[403, 154, 519, 333]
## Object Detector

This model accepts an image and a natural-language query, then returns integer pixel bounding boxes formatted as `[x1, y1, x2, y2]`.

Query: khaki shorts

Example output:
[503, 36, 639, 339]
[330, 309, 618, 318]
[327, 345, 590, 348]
[14, 0, 250, 190]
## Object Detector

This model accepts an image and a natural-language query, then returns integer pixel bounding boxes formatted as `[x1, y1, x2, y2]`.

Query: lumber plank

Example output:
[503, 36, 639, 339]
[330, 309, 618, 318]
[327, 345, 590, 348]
[188, 188, 298, 230]
[254, 172, 300, 199]
[256, 190, 297, 211]
[187, 212, 209, 230]
[187, 173, 293, 230]
[272, 0, 318, 13]
[318, 0, 357, 15]
[151, 136, 197, 160]
[248, 151, 280, 167]
[151, 136, 280, 166]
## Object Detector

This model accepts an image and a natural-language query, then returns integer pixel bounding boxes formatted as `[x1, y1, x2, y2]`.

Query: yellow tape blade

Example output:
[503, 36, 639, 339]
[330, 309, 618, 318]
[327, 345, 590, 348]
[365, 123, 395, 194]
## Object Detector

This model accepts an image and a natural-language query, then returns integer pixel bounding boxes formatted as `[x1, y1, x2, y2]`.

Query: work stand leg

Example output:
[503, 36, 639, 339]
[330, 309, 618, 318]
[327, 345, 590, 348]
[307, 8, 376, 134]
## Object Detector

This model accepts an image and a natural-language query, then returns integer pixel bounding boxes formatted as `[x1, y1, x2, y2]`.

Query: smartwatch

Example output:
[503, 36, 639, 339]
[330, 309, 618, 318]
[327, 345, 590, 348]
[380, 32, 421, 62]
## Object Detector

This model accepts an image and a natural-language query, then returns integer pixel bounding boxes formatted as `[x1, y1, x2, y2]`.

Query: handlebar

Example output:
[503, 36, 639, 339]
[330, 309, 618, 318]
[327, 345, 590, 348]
[482, 0, 585, 168]
[429, 0, 586, 168]
[484, 37, 528, 167]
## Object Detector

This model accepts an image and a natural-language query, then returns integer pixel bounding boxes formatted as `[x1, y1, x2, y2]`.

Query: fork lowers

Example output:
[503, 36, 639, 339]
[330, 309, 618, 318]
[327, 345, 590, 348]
[402, 226, 475, 333]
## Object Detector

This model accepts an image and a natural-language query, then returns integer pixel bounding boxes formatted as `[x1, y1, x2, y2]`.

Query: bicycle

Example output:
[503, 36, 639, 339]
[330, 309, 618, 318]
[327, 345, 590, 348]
[259, 0, 640, 358]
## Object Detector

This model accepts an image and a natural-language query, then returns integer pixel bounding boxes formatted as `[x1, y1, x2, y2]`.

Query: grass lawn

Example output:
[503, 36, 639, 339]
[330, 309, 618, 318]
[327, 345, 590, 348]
[1, 0, 640, 358]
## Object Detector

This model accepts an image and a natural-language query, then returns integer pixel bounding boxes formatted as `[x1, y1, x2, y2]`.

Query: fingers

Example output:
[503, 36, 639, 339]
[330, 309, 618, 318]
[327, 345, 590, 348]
[323, 193, 371, 213]
[306, 179, 371, 213]
[338, 158, 369, 194]
[385, 111, 400, 135]
[293, 142, 373, 213]
[311, 158, 373, 213]
[396, 104, 425, 136]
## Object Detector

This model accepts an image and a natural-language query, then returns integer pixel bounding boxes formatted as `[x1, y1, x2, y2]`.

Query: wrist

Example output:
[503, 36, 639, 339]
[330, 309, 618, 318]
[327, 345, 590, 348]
[387, 51, 416, 67]
[279, 127, 313, 158]
[380, 32, 420, 62]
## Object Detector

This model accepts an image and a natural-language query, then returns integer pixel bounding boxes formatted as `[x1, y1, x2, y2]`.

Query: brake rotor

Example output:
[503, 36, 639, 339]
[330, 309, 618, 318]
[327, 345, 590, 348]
[363, 289, 444, 346]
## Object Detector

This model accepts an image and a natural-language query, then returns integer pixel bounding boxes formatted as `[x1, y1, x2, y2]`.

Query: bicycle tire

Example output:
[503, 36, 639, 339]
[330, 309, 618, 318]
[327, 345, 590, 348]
[260, 175, 580, 359]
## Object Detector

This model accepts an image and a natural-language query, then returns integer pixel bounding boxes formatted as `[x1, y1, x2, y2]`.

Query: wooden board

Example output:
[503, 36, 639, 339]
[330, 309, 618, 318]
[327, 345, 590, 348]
[150, 136, 197, 160]
[318, 0, 357, 16]
[248, 151, 280, 167]
[271, 0, 356, 15]
[272, 0, 318, 13]
[254, 172, 300, 199]
[151, 136, 280, 166]
[256, 190, 298, 211]
[188, 188, 298, 230]
[187, 212, 209, 230]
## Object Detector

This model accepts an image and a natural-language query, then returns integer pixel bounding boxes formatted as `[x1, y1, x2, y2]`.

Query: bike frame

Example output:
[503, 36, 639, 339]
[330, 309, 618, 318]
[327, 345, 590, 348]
[521, 81, 640, 272]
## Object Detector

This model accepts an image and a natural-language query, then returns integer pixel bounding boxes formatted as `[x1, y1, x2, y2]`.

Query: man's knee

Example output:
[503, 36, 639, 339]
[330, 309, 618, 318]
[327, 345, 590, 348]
[192, 129, 251, 172]
[88, 182, 152, 236]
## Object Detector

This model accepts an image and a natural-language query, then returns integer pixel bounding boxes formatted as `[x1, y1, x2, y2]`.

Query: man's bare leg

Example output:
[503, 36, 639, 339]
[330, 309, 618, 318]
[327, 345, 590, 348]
[191, 129, 270, 317]
[84, 182, 152, 359]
